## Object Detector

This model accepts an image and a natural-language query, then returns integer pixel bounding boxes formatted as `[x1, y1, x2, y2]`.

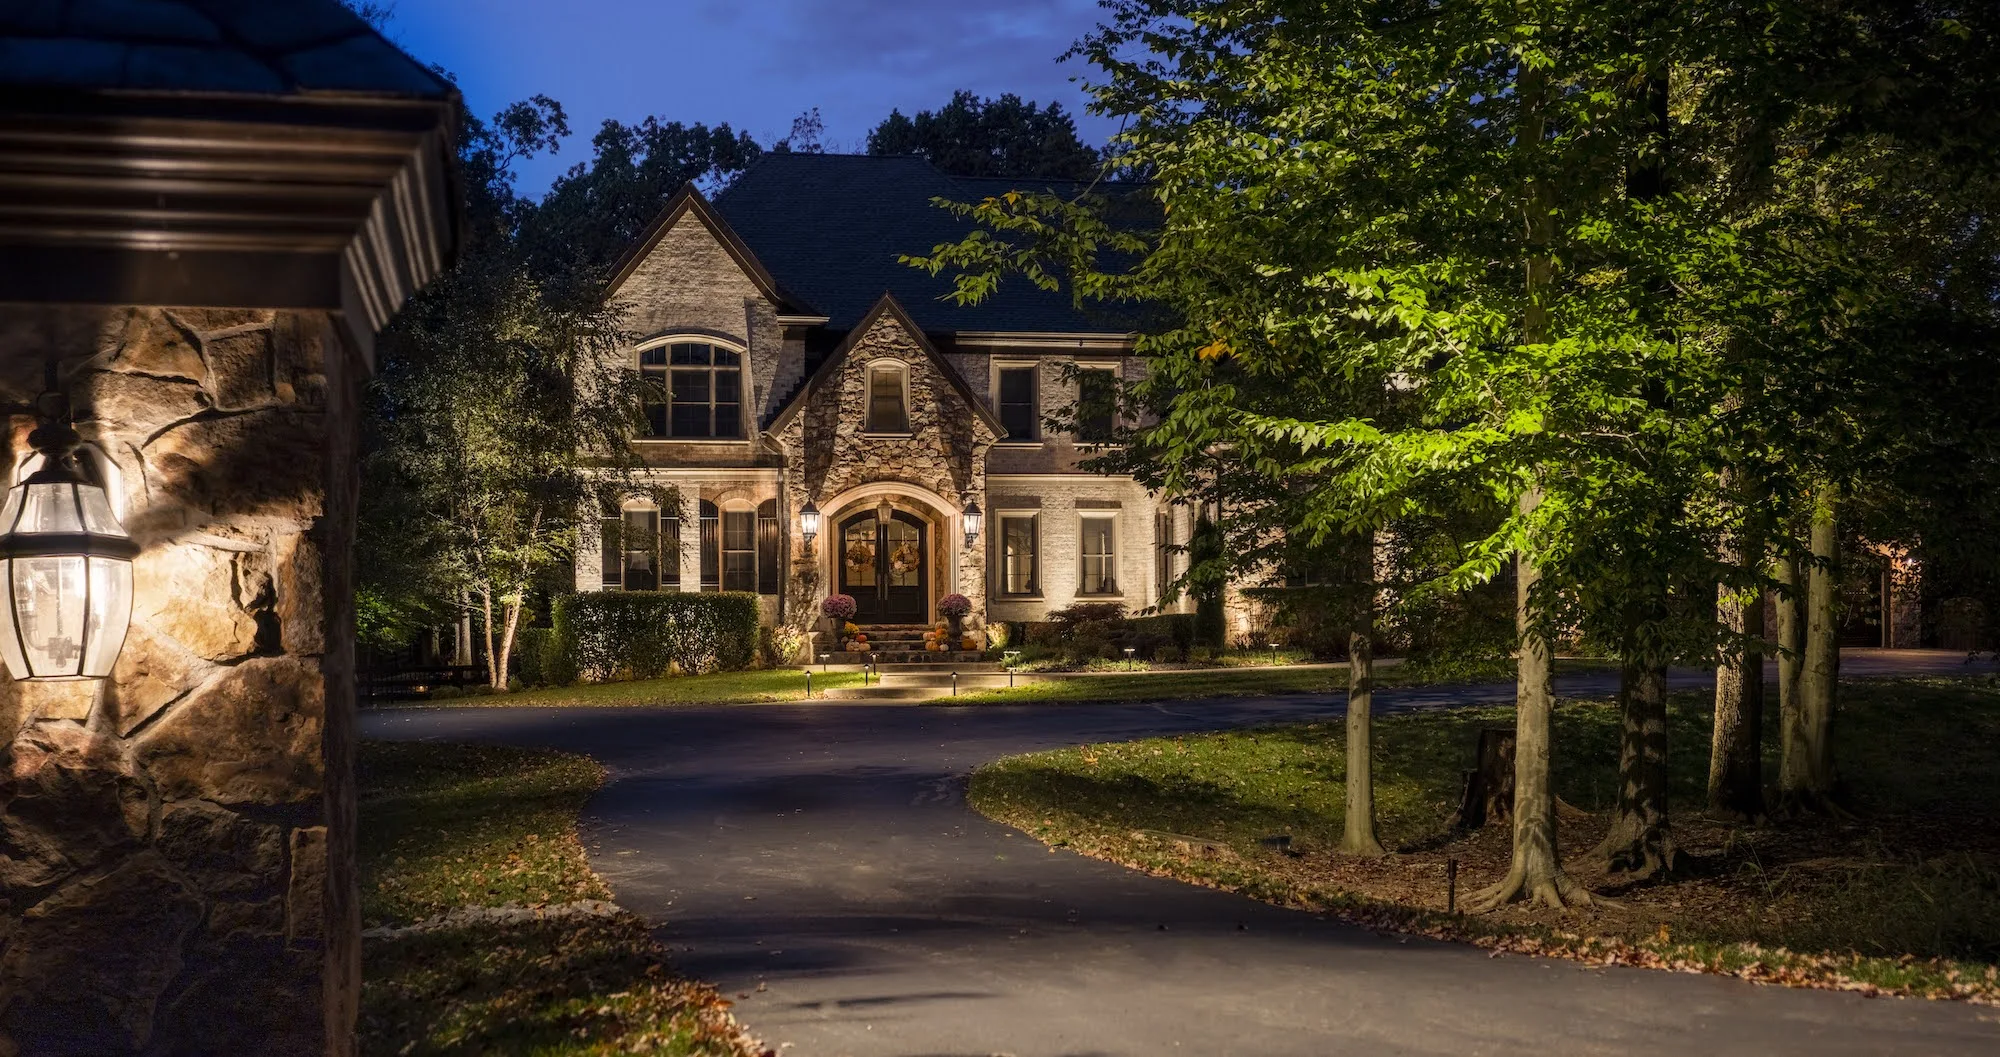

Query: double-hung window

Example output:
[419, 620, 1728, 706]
[722, 507, 757, 593]
[999, 514, 1039, 596]
[866, 364, 909, 433]
[1080, 515, 1118, 595]
[600, 507, 678, 591]
[1076, 368, 1116, 442]
[1154, 510, 1174, 605]
[643, 342, 742, 438]
[997, 366, 1037, 440]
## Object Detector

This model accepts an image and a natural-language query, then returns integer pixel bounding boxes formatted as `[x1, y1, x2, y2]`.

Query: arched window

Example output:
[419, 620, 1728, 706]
[699, 500, 720, 590]
[864, 361, 909, 434]
[641, 341, 743, 438]
[600, 501, 680, 591]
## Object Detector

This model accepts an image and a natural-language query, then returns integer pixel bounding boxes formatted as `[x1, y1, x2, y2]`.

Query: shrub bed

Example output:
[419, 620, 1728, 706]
[551, 592, 760, 683]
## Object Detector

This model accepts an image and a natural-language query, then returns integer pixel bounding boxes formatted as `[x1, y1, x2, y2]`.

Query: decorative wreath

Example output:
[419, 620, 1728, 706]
[845, 540, 875, 566]
[889, 543, 921, 574]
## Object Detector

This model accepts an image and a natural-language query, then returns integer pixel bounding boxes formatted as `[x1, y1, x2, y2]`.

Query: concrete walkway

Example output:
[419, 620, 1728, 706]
[363, 649, 2000, 1057]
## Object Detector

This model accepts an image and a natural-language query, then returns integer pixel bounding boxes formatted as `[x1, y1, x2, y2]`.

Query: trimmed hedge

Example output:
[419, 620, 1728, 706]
[1129, 613, 1196, 652]
[513, 626, 556, 686]
[550, 592, 761, 683]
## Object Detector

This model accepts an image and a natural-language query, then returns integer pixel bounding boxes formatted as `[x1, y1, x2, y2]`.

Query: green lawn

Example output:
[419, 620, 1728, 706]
[358, 741, 756, 1056]
[969, 676, 2000, 1001]
[415, 668, 866, 708]
[946, 656, 1616, 705]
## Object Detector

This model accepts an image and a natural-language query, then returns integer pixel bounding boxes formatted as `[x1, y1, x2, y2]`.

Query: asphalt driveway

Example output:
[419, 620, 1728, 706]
[363, 650, 2000, 1057]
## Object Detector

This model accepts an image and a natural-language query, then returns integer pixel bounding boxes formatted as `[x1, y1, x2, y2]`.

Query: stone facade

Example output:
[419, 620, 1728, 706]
[0, 305, 355, 1055]
[577, 187, 1180, 640]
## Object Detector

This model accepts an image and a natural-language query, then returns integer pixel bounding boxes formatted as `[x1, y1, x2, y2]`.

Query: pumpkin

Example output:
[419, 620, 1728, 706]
[961, 636, 979, 651]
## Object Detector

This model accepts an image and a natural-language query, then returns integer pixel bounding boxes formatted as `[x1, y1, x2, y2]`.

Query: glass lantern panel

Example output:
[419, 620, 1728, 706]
[81, 557, 133, 678]
[0, 485, 22, 534]
[0, 560, 25, 680]
[78, 485, 126, 537]
[14, 555, 87, 677]
[19, 483, 82, 534]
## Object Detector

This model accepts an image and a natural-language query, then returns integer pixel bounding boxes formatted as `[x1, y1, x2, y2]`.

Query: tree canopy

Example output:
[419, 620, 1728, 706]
[868, 90, 1103, 179]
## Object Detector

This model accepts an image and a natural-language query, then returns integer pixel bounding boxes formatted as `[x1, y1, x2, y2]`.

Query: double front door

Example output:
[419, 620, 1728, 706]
[838, 511, 927, 624]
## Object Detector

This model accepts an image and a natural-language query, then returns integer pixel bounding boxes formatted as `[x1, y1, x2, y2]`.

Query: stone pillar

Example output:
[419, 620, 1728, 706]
[0, 305, 358, 1056]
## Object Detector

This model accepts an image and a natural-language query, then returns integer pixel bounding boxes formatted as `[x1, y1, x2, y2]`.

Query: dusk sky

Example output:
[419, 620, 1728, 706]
[379, 0, 1122, 194]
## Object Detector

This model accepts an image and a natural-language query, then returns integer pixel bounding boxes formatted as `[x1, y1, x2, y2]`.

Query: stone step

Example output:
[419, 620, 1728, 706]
[819, 686, 941, 701]
[829, 651, 984, 664]
[877, 673, 1017, 689]
[859, 662, 1005, 674]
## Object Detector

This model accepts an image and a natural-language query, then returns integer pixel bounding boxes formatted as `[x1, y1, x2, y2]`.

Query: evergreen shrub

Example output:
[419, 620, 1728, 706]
[551, 592, 761, 683]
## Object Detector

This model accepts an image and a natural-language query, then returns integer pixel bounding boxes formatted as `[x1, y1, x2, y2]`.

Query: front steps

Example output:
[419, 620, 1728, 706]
[814, 623, 1040, 701]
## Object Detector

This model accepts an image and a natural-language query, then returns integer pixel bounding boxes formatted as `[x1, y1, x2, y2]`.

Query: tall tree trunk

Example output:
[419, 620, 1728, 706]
[480, 586, 499, 689]
[455, 587, 474, 666]
[493, 599, 522, 691]
[1774, 550, 1807, 797]
[1708, 509, 1767, 821]
[1783, 486, 1843, 812]
[1342, 568, 1386, 857]
[1472, 59, 1591, 911]
[1592, 661, 1675, 877]
[1472, 539, 1594, 909]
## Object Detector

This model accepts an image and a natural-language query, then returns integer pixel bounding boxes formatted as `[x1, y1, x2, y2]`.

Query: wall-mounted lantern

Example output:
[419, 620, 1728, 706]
[0, 398, 138, 680]
[799, 500, 821, 546]
[962, 499, 983, 549]
[876, 498, 894, 525]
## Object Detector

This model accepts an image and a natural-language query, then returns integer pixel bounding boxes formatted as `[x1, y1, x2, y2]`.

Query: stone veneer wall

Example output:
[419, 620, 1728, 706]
[775, 311, 998, 630]
[0, 305, 358, 1056]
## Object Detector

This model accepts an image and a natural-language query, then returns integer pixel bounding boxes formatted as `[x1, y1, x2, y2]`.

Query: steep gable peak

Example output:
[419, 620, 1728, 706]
[768, 292, 1004, 438]
[605, 183, 813, 314]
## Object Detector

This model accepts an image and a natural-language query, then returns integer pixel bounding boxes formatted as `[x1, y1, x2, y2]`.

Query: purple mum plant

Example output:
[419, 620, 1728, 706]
[937, 593, 972, 619]
[821, 594, 857, 621]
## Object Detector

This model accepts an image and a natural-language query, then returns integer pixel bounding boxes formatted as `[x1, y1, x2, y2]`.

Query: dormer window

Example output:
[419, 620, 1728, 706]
[865, 363, 909, 433]
[642, 341, 743, 439]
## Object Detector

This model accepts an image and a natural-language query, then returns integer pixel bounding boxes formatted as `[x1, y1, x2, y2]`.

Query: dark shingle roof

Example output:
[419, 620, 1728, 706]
[0, 0, 450, 98]
[712, 153, 1138, 335]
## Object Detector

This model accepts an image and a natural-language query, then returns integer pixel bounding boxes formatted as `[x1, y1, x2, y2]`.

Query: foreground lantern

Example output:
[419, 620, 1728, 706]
[0, 416, 138, 680]
[962, 498, 983, 548]
[799, 500, 821, 545]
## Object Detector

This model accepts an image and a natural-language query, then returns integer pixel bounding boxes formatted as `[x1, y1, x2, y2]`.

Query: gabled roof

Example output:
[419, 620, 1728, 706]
[712, 153, 1144, 335]
[0, 0, 451, 98]
[606, 183, 816, 316]
[767, 292, 1005, 438]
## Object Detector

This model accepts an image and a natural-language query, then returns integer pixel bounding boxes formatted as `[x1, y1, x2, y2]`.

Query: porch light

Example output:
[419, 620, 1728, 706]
[961, 499, 983, 548]
[0, 402, 139, 681]
[876, 498, 893, 525]
[799, 500, 821, 545]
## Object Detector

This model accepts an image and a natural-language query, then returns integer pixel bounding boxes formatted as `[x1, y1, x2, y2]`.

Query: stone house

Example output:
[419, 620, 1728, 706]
[576, 154, 1199, 641]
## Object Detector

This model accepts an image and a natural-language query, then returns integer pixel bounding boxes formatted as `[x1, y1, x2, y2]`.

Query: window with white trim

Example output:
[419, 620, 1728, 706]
[722, 506, 757, 593]
[1076, 367, 1116, 442]
[997, 365, 1037, 440]
[1079, 514, 1118, 595]
[998, 514, 1039, 596]
[600, 506, 679, 591]
[866, 364, 909, 433]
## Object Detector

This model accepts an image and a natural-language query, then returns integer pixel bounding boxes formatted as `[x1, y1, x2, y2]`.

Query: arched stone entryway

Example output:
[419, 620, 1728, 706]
[818, 482, 967, 627]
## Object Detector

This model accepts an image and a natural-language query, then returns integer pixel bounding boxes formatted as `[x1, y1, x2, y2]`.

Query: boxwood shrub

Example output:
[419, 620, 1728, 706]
[550, 592, 761, 683]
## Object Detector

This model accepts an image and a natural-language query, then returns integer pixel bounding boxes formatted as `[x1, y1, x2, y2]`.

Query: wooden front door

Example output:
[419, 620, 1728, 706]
[838, 510, 928, 624]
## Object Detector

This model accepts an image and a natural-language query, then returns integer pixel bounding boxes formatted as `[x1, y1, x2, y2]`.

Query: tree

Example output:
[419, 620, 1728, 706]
[868, 91, 1102, 179]
[521, 116, 761, 282]
[364, 98, 668, 689]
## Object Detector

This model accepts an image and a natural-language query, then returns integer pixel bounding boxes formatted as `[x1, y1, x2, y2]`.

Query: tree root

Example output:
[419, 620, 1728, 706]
[1340, 834, 1387, 858]
[1775, 789, 1855, 821]
[1467, 861, 1606, 913]
[1586, 826, 1678, 883]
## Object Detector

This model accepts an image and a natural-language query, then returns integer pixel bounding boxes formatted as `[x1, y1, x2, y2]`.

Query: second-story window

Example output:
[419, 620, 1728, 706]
[866, 364, 909, 433]
[1077, 367, 1116, 442]
[998, 365, 1037, 440]
[643, 342, 742, 439]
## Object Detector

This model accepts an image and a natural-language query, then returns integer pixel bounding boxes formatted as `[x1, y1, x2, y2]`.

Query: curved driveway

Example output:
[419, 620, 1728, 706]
[364, 651, 2000, 1057]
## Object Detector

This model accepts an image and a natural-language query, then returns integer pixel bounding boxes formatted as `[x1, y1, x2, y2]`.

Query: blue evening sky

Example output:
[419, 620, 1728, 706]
[378, 0, 1121, 194]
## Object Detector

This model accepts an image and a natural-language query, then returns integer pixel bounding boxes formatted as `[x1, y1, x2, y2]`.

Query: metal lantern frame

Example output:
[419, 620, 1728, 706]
[0, 416, 139, 681]
[799, 500, 821, 546]
[961, 499, 983, 549]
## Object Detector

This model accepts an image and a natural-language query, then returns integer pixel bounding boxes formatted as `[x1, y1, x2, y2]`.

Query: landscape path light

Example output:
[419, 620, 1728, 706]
[0, 393, 139, 680]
